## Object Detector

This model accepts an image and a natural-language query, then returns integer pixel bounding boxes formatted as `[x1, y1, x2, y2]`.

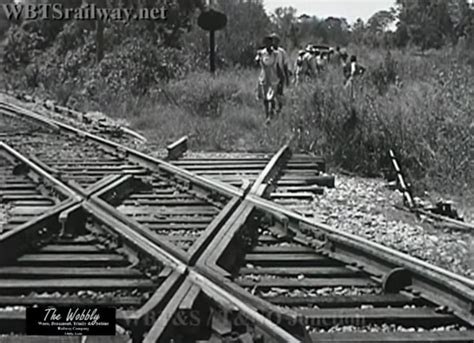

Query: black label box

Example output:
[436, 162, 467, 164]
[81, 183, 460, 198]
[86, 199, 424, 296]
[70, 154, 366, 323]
[26, 306, 116, 336]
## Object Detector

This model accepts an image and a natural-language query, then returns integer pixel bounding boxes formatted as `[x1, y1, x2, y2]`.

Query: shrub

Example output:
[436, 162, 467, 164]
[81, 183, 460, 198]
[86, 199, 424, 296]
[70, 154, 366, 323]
[3, 26, 46, 68]
[163, 70, 256, 118]
[281, 49, 472, 194]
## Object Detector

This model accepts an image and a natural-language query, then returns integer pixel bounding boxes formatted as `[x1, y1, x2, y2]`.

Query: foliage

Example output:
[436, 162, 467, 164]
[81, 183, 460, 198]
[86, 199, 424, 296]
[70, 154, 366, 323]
[1, 0, 473, 197]
[279, 49, 472, 193]
[394, 0, 474, 49]
[163, 70, 255, 118]
[213, 0, 271, 67]
[272, 11, 350, 49]
[3, 25, 47, 67]
[368, 50, 399, 94]
[353, 0, 473, 50]
[0, 0, 13, 38]
[271, 7, 299, 49]
[25, 47, 467, 195]
[86, 37, 196, 97]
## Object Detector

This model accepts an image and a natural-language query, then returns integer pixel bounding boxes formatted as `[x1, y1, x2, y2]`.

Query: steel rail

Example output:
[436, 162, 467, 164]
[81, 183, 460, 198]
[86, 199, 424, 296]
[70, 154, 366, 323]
[416, 208, 474, 230]
[2, 100, 472, 289]
[2, 101, 472, 291]
[0, 199, 79, 264]
[0, 142, 81, 201]
[196, 142, 474, 337]
[199, 145, 291, 277]
[247, 194, 474, 325]
[84, 195, 301, 342]
[2, 101, 473, 327]
[142, 277, 195, 342]
[0, 106, 60, 132]
[86, 174, 243, 265]
[247, 194, 474, 289]
[2, 91, 147, 142]
[0, 101, 243, 199]
[196, 145, 312, 342]
[250, 144, 291, 195]
[0, 141, 301, 342]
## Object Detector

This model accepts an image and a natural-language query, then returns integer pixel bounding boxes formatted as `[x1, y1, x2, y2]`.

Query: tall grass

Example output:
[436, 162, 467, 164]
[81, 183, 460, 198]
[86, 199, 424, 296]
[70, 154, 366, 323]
[99, 48, 472, 195]
[283, 48, 472, 195]
[3, 46, 472, 196]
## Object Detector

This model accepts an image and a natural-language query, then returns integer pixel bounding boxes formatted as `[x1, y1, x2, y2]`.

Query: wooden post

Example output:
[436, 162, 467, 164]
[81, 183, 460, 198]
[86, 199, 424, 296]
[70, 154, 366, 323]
[209, 30, 216, 73]
[197, 4, 227, 74]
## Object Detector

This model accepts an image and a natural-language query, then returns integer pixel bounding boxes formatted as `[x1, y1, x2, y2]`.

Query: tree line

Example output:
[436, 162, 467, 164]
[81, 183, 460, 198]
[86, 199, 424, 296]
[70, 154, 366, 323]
[1, 0, 473, 69]
[192, 0, 474, 66]
[265, 0, 474, 51]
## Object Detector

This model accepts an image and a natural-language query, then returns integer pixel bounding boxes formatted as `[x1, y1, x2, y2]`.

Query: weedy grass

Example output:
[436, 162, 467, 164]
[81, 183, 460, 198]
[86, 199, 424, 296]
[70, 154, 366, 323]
[2, 46, 472, 196]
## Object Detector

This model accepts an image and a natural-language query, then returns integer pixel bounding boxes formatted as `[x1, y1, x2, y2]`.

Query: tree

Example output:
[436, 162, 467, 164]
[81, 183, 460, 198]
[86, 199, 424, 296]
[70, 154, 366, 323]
[351, 18, 366, 44]
[446, 0, 474, 43]
[363, 10, 396, 47]
[322, 17, 350, 45]
[195, 0, 271, 66]
[94, 0, 105, 63]
[86, 0, 207, 62]
[0, 0, 13, 37]
[295, 15, 326, 46]
[367, 10, 395, 33]
[395, 0, 456, 49]
[271, 7, 298, 49]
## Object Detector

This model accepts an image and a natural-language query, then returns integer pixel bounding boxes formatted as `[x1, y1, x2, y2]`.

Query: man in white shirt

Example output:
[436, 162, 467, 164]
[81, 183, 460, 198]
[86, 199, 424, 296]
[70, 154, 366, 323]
[270, 33, 289, 113]
[344, 55, 366, 99]
[255, 35, 280, 122]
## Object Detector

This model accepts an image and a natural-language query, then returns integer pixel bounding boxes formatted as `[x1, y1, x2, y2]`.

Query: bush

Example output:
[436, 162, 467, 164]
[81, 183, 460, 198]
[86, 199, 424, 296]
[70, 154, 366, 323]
[1, 21, 471, 197]
[281, 48, 472, 194]
[3, 26, 46, 68]
[163, 70, 256, 118]
[369, 50, 400, 95]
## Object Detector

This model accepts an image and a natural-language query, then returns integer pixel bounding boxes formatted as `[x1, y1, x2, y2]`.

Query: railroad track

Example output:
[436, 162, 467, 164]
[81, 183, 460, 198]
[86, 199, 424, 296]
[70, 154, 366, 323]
[0, 100, 473, 342]
[0, 92, 147, 146]
[0, 115, 296, 342]
[166, 137, 334, 216]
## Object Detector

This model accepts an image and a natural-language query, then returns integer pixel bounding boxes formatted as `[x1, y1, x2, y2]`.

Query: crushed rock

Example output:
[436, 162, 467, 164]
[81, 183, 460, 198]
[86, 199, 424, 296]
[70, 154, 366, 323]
[311, 175, 473, 278]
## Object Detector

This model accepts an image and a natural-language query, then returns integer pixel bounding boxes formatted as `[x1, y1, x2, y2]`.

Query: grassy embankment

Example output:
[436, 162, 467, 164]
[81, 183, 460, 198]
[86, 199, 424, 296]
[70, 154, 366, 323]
[78, 47, 472, 197]
[1, 45, 472, 199]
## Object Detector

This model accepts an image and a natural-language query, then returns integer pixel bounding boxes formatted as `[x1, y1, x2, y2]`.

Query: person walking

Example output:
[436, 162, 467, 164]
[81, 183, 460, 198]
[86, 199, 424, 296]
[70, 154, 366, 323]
[270, 33, 290, 113]
[255, 35, 280, 123]
[294, 49, 306, 85]
[343, 55, 366, 99]
[336, 47, 349, 67]
[316, 50, 327, 73]
[295, 45, 317, 84]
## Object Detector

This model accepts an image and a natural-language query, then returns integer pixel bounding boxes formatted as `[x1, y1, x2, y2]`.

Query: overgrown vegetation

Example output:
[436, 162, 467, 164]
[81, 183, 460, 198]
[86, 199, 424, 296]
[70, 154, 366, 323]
[0, 0, 473, 196]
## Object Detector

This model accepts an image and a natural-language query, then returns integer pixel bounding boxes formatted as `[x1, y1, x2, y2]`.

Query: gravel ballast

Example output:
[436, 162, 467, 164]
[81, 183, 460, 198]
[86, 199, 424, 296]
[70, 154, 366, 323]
[2, 95, 470, 279]
[311, 175, 473, 278]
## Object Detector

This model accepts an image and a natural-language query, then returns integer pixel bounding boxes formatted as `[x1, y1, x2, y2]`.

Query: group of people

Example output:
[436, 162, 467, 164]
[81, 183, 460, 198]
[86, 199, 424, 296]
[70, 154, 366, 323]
[255, 34, 366, 122]
[294, 44, 333, 84]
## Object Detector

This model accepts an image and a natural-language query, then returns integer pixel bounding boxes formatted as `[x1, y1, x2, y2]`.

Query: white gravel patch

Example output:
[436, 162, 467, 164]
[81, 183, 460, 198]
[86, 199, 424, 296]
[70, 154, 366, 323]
[310, 175, 473, 278]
